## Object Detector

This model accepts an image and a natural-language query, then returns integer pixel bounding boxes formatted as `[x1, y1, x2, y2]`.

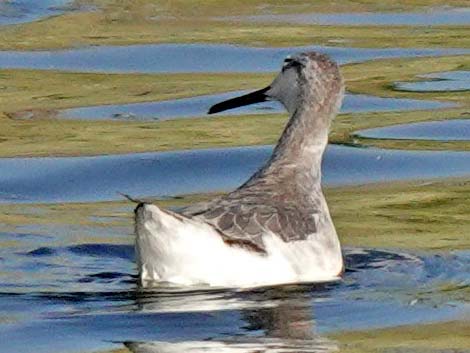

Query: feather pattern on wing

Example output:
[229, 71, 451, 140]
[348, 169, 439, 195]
[181, 174, 320, 252]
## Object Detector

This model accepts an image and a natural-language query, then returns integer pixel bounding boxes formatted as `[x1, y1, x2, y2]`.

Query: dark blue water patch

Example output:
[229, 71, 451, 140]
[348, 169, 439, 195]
[394, 70, 470, 92]
[0, 283, 466, 353]
[59, 91, 454, 121]
[1, 231, 53, 240]
[78, 272, 133, 284]
[0, 0, 81, 26]
[0, 248, 468, 353]
[231, 8, 470, 26]
[26, 247, 57, 256]
[87, 272, 130, 279]
[23, 244, 134, 260]
[344, 248, 416, 271]
[356, 119, 470, 141]
[0, 44, 468, 73]
[2, 145, 470, 204]
[0, 309, 248, 353]
[68, 244, 134, 260]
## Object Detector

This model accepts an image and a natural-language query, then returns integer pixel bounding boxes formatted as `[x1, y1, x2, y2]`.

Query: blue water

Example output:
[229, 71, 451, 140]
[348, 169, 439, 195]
[0, 44, 468, 73]
[394, 70, 470, 92]
[0, 233, 468, 353]
[233, 8, 470, 26]
[357, 119, 470, 141]
[1, 4, 469, 353]
[2, 145, 470, 204]
[59, 91, 454, 121]
[0, 0, 79, 26]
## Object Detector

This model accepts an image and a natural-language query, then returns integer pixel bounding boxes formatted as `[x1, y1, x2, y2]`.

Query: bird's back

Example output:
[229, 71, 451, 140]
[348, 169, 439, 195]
[182, 169, 324, 252]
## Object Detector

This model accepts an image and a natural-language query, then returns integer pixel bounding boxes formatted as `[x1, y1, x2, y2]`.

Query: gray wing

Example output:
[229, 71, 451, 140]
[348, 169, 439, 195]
[181, 194, 318, 252]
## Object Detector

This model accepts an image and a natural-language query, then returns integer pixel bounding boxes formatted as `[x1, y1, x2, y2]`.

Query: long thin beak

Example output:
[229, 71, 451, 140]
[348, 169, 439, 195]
[208, 86, 270, 114]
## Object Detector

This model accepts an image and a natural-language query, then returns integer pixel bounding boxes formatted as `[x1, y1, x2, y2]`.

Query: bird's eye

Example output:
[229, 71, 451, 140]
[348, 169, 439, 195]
[282, 59, 301, 72]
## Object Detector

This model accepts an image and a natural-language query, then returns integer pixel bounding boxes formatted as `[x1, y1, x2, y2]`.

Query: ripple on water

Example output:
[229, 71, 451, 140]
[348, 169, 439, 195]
[0, 44, 468, 73]
[0, 245, 468, 353]
[357, 119, 470, 141]
[394, 70, 470, 92]
[2, 145, 470, 203]
[58, 92, 454, 121]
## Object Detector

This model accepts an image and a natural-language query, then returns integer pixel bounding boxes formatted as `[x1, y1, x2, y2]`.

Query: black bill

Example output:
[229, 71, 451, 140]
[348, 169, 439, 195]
[208, 86, 270, 114]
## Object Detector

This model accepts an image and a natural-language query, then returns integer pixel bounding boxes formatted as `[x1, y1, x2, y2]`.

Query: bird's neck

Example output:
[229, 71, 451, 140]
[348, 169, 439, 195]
[263, 106, 332, 183]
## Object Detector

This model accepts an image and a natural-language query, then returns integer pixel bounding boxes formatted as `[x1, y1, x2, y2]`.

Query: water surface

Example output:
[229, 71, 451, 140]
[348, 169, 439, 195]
[0, 44, 468, 73]
[59, 91, 454, 120]
[394, 70, 470, 92]
[2, 145, 470, 204]
[0, 227, 468, 353]
[1, 5, 469, 353]
[357, 119, 470, 141]
[0, 0, 80, 26]
[232, 8, 470, 26]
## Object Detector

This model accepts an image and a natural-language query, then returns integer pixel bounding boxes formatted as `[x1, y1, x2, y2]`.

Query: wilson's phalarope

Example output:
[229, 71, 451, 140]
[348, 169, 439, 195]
[135, 52, 345, 287]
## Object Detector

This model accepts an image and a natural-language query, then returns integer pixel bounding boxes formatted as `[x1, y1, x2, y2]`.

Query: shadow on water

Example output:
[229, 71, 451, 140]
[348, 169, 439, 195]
[0, 245, 468, 353]
[0, 44, 468, 73]
[356, 118, 470, 141]
[58, 91, 454, 121]
[394, 70, 470, 92]
[2, 145, 470, 203]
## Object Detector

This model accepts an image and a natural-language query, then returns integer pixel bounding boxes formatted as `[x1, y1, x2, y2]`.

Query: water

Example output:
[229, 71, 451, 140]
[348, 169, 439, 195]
[0, 44, 468, 73]
[357, 119, 470, 141]
[59, 91, 454, 121]
[231, 8, 470, 26]
[1, 4, 470, 353]
[394, 70, 470, 92]
[0, 0, 79, 26]
[0, 226, 468, 353]
[2, 145, 470, 204]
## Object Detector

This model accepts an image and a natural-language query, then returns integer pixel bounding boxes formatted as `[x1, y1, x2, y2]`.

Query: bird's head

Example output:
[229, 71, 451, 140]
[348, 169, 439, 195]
[208, 52, 344, 117]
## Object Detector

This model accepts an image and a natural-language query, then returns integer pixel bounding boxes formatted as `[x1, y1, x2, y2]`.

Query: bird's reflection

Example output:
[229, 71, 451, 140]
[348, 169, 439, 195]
[123, 284, 338, 352]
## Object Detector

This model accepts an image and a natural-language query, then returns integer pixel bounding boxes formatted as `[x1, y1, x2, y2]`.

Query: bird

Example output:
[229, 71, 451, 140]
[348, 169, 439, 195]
[134, 52, 345, 288]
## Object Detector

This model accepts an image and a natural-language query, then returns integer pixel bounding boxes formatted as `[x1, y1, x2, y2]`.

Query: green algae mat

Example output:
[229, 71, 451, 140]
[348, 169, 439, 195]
[0, 55, 469, 157]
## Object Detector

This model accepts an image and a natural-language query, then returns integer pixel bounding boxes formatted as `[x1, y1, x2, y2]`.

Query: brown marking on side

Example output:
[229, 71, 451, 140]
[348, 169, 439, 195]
[213, 228, 267, 255]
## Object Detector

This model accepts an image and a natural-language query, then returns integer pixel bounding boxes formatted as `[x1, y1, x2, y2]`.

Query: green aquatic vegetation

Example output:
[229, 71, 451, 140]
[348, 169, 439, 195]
[326, 178, 470, 250]
[1, 179, 469, 251]
[85, 0, 470, 18]
[0, 201, 134, 247]
[343, 55, 470, 104]
[0, 111, 279, 157]
[0, 70, 271, 113]
[0, 201, 131, 228]
[0, 193, 218, 239]
[2, 55, 469, 114]
[2, 108, 470, 158]
[330, 320, 470, 353]
[332, 108, 470, 151]
[0, 2, 469, 50]
[0, 55, 469, 157]
[0, 55, 467, 109]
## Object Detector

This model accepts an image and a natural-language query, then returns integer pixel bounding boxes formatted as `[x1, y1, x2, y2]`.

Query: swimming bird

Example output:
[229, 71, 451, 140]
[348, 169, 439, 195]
[134, 52, 345, 288]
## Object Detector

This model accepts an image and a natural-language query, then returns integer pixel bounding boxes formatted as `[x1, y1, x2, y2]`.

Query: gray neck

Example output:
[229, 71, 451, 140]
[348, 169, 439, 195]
[255, 105, 333, 188]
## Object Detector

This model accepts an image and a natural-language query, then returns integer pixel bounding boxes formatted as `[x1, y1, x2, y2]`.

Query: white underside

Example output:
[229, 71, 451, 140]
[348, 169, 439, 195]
[135, 204, 343, 288]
